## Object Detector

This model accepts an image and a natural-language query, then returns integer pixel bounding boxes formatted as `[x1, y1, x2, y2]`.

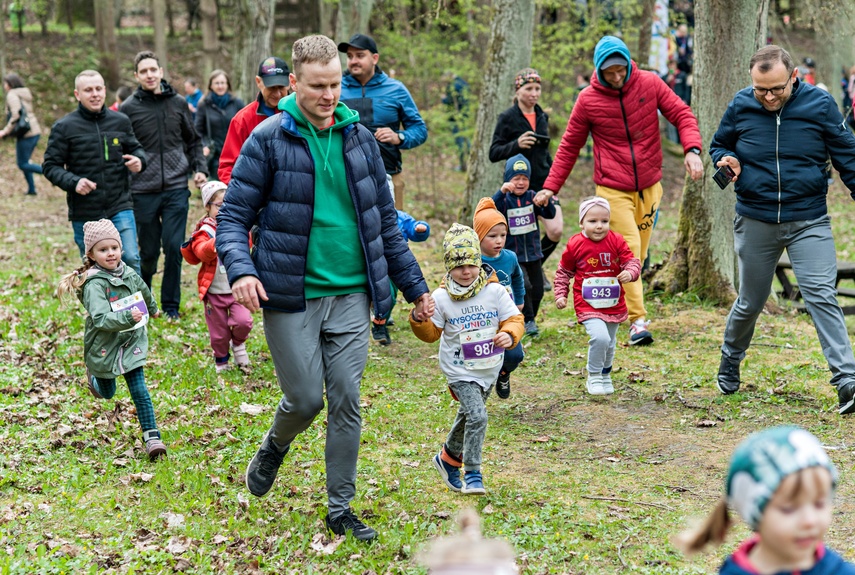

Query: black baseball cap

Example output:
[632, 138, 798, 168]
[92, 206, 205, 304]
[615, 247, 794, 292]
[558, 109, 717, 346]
[257, 56, 290, 87]
[337, 33, 378, 55]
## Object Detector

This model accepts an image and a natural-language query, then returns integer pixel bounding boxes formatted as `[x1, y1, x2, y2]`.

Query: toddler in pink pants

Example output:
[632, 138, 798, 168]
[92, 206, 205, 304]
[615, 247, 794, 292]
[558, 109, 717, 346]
[181, 181, 253, 372]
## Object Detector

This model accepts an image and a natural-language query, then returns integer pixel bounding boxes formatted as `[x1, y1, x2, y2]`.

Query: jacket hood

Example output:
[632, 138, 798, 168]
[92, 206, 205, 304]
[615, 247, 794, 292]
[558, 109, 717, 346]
[594, 36, 632, 87]
[278, 93, 359, 132]
[134, 80, 177, 101]
[342, 68, 388, 89]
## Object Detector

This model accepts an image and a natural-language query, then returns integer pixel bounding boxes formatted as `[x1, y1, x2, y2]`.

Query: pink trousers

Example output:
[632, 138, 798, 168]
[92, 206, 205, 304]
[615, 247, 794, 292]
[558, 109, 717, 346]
[204, 292, 253, 359]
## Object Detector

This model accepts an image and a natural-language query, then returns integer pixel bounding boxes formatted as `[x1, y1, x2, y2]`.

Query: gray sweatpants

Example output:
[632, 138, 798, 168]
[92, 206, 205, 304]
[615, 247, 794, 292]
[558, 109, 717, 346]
[582, 318, 619, 374]
[446, 380, 492, 472]
[723, 214, 855, 389]
[263, 293, 369, 516]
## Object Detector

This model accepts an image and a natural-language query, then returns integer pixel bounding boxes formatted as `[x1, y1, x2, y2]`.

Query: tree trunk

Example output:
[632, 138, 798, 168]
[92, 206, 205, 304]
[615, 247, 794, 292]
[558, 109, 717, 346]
[335, 0, 375, 66]
[95, 0, 121, 89]
[199, 0, 218, 77]
[635, 0, 655, 68]
[152, 0, 169, 74]
[0, 0, 6, 80]
[812, 4, 855, 108]
[460, 0, 535, 222]
[232, 0, 275, 104]
[165, 0, 175, 37]
[651, 0, 770, 303]
[318, 0, 334, 37]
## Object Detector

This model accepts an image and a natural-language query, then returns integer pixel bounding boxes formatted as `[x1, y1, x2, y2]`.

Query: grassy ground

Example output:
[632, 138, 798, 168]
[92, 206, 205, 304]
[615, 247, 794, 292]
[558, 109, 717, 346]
[3, 132, 855, 574]
[4, 30, 855, 575]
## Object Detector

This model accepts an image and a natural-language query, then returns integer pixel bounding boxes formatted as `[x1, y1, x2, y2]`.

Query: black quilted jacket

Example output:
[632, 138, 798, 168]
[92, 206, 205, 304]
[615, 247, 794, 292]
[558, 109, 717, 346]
[120, 81, 206, 193]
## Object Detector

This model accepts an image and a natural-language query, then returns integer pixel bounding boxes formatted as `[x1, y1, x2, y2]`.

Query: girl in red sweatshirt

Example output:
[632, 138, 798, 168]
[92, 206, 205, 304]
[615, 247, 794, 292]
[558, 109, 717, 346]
[553, 197, 640, 395]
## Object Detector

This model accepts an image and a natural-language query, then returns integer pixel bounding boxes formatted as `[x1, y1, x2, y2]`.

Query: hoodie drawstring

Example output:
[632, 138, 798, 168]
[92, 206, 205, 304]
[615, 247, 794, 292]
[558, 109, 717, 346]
[306, 122, 333, 172]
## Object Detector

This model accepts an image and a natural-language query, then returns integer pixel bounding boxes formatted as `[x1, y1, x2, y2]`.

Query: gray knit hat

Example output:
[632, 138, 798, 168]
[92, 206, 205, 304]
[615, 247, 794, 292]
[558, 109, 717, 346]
[83, 219, 122, 254]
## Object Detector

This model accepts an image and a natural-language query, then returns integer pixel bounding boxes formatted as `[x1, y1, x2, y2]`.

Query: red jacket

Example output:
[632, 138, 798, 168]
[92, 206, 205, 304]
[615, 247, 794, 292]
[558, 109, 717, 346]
[553, 230, 640, 324]
[544, 61, 702, 193]
[181, 217, 219, 299]
[217, 95, 274, 184]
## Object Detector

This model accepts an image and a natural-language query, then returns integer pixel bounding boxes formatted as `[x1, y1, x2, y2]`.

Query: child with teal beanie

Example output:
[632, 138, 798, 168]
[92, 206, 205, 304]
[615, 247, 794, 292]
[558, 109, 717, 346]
[675, 426, 855, 574]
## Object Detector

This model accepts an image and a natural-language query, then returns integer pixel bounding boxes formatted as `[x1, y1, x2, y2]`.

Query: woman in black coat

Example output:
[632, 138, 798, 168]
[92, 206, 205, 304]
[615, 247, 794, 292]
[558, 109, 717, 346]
[195, 70, 244, 178]
[489, 68, 564, 286]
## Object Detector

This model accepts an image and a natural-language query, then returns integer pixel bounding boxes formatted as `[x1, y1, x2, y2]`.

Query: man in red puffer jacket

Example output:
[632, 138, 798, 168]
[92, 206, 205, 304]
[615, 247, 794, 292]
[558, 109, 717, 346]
[540, 35, 704, 346]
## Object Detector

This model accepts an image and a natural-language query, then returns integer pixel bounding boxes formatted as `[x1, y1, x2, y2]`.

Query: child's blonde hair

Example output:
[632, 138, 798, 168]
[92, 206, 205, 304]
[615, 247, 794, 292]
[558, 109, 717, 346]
[674, 426, 837, 555]
[56, 259, 95, 304]
[419, 509, 517, 574]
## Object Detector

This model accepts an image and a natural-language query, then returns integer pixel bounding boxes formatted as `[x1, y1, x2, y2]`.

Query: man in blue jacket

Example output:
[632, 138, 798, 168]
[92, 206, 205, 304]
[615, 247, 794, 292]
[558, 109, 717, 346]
[711, 45, 855, 414]
[216, 35, 433, 541]
[338, 33, 427, 210]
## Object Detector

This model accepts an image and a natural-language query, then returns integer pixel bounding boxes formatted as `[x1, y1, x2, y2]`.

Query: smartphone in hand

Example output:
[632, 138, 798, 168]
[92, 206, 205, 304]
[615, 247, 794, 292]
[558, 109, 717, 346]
[713, 165, 736, 189]
[531, 133, 551, 147]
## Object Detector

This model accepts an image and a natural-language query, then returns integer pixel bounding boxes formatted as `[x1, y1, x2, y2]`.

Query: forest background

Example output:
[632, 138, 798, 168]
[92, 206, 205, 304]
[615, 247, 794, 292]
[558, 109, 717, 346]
[3, 0, 855, 574]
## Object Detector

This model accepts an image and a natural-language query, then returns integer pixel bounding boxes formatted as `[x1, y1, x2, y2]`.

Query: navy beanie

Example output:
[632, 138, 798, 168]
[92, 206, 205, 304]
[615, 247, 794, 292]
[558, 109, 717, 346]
[504, 154, 531, 183]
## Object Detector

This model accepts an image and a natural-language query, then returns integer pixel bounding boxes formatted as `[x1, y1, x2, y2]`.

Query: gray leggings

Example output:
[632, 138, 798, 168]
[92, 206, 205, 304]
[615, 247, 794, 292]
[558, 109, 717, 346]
[263, 293, 369, 516]
[582, 318, 619, 374]
[446, 380, 492, 472]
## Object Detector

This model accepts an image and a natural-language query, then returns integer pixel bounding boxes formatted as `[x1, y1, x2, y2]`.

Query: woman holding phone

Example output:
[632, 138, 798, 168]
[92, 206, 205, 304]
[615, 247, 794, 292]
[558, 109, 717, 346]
[489, 68, 563, 289]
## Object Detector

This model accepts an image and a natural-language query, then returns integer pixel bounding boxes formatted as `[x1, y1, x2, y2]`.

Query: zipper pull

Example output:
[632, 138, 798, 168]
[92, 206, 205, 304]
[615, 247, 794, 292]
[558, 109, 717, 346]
[776, 114, 781, 126]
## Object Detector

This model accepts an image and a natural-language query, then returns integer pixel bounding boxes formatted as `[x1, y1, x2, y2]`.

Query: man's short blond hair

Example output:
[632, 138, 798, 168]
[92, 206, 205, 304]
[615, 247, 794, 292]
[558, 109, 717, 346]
[75, 69, 104, 90]
[291, 35, 338, 77]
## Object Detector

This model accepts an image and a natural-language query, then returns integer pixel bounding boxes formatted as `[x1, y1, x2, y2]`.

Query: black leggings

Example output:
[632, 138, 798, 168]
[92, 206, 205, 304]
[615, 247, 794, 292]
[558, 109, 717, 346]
[520, 260, 544, 323]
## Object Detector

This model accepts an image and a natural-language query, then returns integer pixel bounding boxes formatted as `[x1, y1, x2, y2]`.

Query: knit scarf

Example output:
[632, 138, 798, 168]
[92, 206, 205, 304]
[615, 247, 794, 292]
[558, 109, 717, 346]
[444, 267, 488, 301]
[95, 262, 125, 278]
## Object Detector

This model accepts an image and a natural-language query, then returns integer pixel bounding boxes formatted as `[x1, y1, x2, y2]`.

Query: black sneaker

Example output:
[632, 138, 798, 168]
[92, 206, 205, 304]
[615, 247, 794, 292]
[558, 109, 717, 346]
[716, 355, 741, 395]
[838, 382, 855, 415]
[164, 309, 181, 322]
[245, 433, 289, 497]
[496, 371, 511, 399]
[325, 509, 377, 541]
[542, 270, 552, 292]
[371, 322, 391, 346]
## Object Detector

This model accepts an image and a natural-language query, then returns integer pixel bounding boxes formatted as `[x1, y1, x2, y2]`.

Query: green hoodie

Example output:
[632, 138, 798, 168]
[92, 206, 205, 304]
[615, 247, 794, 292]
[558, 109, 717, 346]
[279, 93, 368, 300]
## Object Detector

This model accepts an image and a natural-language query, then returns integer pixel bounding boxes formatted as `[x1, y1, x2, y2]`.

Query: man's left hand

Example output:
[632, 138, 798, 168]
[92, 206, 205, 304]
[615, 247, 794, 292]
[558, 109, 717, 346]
[374, 127, 402, 146]
[412, 292, 435, 321]
[193, 172, 208, 189]
[122, 154, 142, 173]
[684, 152, 704, 181]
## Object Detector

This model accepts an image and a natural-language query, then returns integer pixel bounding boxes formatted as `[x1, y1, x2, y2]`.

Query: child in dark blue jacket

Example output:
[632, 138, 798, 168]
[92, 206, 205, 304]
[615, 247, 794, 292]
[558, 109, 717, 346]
[371, 208, 430, 345]
[674, 426, 855, 575]
[492, 154, 556, 336]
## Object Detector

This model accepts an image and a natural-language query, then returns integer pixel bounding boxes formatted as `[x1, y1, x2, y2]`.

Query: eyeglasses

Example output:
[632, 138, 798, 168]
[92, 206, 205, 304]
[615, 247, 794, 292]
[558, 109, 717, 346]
[753, 76, 792, 96]
[208, 201, 224, 207]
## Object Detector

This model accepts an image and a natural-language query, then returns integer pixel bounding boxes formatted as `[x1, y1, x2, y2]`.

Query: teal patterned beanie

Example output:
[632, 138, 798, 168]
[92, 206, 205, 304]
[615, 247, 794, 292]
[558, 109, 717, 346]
[726, 426, 837, 530]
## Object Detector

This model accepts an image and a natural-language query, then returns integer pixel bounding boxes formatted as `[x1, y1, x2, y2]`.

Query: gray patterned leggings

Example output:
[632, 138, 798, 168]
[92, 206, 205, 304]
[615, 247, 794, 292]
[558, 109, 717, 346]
[445, 380, 492, 472]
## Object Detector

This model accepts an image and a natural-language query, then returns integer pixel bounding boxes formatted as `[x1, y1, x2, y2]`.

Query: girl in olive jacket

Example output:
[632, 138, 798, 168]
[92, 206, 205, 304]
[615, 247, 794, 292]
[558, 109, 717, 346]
[58, 219, 165, 461]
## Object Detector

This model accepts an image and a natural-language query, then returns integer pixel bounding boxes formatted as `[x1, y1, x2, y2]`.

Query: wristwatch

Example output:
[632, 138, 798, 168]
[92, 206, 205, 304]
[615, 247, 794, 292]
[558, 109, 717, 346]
[398, 132, 406, 144]
[688, 147, 701, 155]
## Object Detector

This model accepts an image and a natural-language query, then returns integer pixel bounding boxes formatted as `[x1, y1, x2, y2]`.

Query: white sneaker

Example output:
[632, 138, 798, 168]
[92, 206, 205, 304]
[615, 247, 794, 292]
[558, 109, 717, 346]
[232, 342, 250, 367]
[629, 319, 654, 346]
[586, 372, 605, 395]
[601, 372, 614, 394]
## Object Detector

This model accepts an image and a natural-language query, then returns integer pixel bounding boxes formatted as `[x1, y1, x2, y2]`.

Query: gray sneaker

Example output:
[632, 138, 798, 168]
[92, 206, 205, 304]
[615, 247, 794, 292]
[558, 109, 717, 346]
[524, 320, 539, 337]
[245, 432, 289, 497]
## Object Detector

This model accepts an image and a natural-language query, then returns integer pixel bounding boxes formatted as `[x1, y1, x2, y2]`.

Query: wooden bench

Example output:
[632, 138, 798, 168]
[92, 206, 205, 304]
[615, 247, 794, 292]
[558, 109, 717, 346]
[775, 254, 855, 314]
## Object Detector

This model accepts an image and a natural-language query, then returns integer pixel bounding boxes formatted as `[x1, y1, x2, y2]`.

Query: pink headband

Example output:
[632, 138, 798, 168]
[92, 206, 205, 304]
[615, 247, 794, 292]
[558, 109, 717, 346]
[579, 197, 611, 223]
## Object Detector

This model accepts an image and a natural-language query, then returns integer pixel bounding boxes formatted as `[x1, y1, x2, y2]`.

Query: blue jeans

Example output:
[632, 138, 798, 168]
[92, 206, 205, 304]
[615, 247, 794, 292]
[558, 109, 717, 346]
[723, 214, 855, 389]
[133, 188, 190, 314]
[16, 135, 42, 194]
[72, 210, 141, 274]
[501, 340, 525, 374]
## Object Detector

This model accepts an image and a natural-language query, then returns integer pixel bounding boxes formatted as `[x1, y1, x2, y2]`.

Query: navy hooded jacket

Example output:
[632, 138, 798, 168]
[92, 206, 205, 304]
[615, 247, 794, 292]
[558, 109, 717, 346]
[710, 79, 855, 223]
[215, 109, 428, 317]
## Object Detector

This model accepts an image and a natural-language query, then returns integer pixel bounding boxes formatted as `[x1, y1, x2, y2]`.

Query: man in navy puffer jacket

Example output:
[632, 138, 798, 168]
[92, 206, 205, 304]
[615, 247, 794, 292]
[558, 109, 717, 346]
[711, 45, 855, 414]
[216, 35, 433, 542]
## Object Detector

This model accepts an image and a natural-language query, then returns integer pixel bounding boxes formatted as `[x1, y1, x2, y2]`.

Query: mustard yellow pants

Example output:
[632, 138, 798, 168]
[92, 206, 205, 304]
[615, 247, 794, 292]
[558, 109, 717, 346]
[596, 182, 663, 323]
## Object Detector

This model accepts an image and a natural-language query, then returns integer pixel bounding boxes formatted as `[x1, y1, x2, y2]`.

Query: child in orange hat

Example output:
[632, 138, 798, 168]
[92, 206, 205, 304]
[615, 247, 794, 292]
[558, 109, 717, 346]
[473, 197, 525, 399]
